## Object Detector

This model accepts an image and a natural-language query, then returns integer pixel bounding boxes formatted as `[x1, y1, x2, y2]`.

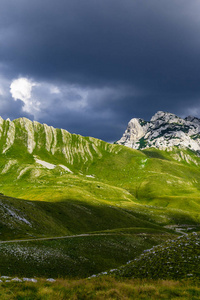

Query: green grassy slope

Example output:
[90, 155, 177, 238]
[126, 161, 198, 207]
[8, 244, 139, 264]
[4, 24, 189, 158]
[0, 193, 168, 240]
[0, 232, 172, 278]
[0, 117, 200, 279]
[0, 118, 200, 239]
[114, 232, 200, 281]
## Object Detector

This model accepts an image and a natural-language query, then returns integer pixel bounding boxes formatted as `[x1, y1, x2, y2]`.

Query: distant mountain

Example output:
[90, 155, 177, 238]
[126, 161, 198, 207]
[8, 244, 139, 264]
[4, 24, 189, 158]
[0, 116, 114, 164]
[117, 111, 200, 152]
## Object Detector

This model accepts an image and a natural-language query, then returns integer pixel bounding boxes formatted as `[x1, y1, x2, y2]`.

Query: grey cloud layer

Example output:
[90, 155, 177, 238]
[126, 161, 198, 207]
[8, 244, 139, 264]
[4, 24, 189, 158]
[0, 0, 200, 140]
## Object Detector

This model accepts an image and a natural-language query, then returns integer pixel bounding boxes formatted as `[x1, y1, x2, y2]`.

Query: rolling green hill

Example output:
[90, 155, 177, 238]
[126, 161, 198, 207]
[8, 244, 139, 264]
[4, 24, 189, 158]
[0, 117, 200, 278]
[113, 232, 200, 281]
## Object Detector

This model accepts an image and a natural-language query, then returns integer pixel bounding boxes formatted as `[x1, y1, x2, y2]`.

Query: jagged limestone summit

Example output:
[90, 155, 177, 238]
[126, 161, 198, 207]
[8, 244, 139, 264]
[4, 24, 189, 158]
[117, 111, 200, 152]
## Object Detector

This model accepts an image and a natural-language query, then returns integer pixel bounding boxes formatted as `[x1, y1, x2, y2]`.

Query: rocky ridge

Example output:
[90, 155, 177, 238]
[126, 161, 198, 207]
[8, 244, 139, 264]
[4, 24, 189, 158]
[0, 116, 115, 164]
[0, 116, 121, 183]
[117, 111, 200, 152]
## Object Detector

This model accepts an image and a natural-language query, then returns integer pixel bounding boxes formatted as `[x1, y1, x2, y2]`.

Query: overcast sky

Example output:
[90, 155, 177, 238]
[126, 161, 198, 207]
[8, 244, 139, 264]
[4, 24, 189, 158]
[1, 0, 200, 141]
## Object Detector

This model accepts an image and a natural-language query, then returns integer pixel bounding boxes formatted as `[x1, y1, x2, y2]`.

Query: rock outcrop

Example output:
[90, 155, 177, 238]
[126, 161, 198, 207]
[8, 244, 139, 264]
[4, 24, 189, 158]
[117, 111, 200, 151]
[0, 117, 115, 166]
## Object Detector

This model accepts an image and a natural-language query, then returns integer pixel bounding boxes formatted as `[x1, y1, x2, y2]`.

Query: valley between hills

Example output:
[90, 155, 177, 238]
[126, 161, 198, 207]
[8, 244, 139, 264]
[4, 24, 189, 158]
[1, 112, 200, 298]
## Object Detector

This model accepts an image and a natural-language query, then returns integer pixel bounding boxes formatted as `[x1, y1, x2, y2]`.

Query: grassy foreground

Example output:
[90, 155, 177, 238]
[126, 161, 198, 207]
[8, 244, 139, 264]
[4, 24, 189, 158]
[0, 277, 200, 299]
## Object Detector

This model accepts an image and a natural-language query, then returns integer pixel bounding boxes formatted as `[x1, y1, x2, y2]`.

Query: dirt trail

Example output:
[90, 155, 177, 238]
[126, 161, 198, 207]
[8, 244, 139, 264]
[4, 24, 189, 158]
[0, 233, 115, 244]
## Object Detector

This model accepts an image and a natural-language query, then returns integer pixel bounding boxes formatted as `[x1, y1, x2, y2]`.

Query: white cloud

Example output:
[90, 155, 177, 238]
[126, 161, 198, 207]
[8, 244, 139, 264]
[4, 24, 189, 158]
[10, 77, 40, 115]
[50, 85, 60, 94]
[10, 77, 35, 102]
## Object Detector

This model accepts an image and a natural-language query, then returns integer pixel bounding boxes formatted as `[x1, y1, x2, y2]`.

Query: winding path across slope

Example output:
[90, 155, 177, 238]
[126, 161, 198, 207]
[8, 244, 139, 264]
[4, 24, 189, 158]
[0, 233, 116, 244]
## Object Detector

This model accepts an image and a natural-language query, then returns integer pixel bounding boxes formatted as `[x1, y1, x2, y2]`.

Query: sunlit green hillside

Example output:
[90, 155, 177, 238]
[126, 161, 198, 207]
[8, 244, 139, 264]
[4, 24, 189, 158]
[0, 118, 200, 235]
[0, 117, 200, 279]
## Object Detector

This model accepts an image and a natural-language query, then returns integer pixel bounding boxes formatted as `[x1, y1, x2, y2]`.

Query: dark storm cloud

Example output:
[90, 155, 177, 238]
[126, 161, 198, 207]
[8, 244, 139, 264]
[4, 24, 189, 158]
[0, 0, 200, 141]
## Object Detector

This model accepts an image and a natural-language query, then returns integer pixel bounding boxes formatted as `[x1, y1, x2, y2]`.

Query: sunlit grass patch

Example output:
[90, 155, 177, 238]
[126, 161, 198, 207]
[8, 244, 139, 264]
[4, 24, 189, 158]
[1, 277, 200, 300]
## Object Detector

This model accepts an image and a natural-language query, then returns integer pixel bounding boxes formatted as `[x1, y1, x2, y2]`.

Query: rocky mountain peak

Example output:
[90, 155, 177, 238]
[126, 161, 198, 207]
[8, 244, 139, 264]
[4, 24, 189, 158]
[185, 115, 200, 124]
[117, 111, 200, 152]
[118, 118, 149, 147]
[150, 111, 181, 124]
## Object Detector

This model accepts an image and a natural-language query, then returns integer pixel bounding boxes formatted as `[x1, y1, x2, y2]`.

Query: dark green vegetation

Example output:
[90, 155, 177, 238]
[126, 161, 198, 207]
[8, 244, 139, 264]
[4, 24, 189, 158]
[0, 232, 172, 278]
[0, 117, 200, 284]
[114, 232, 200, 281]
[1, 277, 200, 299]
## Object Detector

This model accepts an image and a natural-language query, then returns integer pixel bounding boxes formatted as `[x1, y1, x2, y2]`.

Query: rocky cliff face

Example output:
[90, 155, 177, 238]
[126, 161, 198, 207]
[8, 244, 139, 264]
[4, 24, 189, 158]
[0, 117, 116, 167]
[117, 111, 200, 151]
